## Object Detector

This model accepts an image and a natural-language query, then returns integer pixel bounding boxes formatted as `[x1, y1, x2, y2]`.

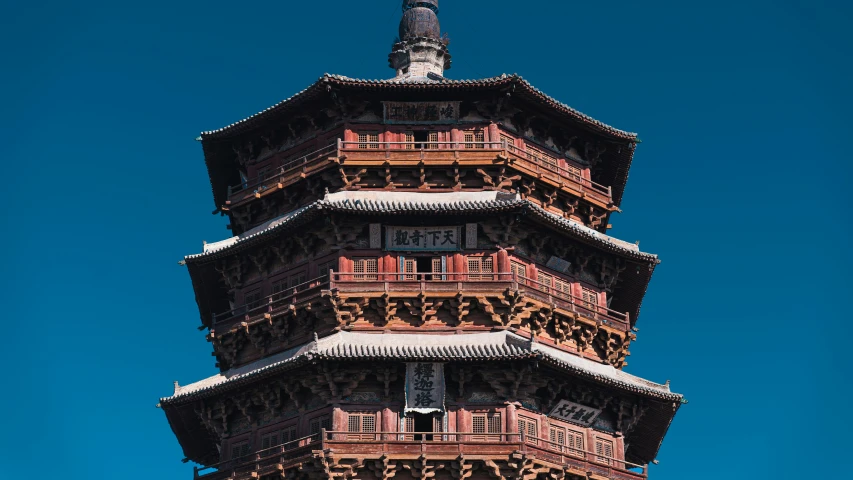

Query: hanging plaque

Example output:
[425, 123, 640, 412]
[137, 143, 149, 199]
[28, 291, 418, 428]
[548, 400, 602, 427]
[405, 363, 445, 413]
[386, 226, 462, 251]
[383, 101, 460, 124]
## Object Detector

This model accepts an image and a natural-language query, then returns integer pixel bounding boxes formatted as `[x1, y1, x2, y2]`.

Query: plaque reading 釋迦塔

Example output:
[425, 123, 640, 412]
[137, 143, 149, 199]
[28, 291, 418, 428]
[405, 363, 445, 413]
[386, 226, 462, 251]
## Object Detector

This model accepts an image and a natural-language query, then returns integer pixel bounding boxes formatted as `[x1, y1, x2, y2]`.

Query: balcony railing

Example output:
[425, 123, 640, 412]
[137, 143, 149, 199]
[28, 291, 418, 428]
[195, 430, 647, 480]
[329, 272, 630, 330]
[211, 276, 328, 331]
[213, 272, 629, 332]
[194, 434, 319, 480]
[226, 140, 613, 206]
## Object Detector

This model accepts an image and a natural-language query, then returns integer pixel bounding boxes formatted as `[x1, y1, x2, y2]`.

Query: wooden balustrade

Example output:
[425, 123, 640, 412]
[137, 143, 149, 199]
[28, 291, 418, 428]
[226, 139, 614, 207]
[212, 272, 630, 332]
[195, 430, 647, 480]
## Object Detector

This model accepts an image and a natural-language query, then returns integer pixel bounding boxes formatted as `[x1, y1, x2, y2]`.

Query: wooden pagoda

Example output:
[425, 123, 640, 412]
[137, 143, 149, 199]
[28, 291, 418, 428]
[160, 2, 682, 479]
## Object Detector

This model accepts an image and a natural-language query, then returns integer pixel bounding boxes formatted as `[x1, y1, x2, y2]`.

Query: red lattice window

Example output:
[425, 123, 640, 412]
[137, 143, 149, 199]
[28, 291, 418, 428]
[353, 258, 378, 281]
[271, 280, 288, 300]
[518, 416, 538, 444]
[472, 412, 502, 442]
[404, 132, 415, 150]
[527, 144, 558, 166]
[309, 415, 331, 442]
[464, 130, 485, 148]
[357, 132, 379, 149]
[281, 425, 298, 450]
[595, 438, 614, 465]
[427, 131, 439, 149]
[230, 441, 250, 461]
[537, 272, 553, 294]
[317, 260, 336, 282]
[565, 163, 582, 181]
[402, 258, 416, 281]
[288, 272, 307, 289]
[501, 134, 515, 149]
[468, 256, 494, 280]
[582, 287, 599, 309]
[347, 413, 377, 441]
[260, 431, 279, 456]
[244, 290, 263, 310]
[554, 277, 572, 297]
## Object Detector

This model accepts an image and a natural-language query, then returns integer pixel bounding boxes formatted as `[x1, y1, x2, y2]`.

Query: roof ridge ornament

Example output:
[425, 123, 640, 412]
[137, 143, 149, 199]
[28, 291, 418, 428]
[389, 0, 451, 78]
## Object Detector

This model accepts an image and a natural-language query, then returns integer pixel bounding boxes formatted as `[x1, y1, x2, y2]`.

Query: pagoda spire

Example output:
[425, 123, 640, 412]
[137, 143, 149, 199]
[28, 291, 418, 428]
[389, 0, 452, 78]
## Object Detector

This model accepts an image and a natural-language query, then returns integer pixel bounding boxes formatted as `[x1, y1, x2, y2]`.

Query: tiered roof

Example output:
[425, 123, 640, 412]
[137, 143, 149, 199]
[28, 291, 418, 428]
[200, 73, 639, 209]
[185, 191, 658, 326]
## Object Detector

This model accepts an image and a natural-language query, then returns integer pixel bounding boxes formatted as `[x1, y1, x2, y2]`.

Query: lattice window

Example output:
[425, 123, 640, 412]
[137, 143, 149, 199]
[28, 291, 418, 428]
[464, 130, 485, 149]
[565, 163, 582, 181]
[554, 277, 572, 297]
[271, 280, 287, 299]
[468, 256, 494, 280]
[309, 415, 332, 442]
[582, 287, 599, 309]
[501, 134, 515, 149]
[260, 432, 279, 456]
[567, 430, 585, 457]
[347, 413, 377, 441]
[317, 260, 336, 282]
[518, 416, 538, 444]
[404, 131, 415, 150]
[256, 166, 270, 182]
[288, 272, 307, 289]
[511, 261, 526, 280]
[427, 131, 439, 149]
[281, 425, 298, 450]
[527, 143, 557, 166]
[230, 441, 250, 460]
[595, 438, 614, 465]
[353, 257, 378, 281]
[357, 132, 379, 149]
[549, 426, 565, 447]
[244, 290, 263, 310]
[472, 413, 502, 442]
[537, 272, 553, 294]
[402, 258, 416, 281]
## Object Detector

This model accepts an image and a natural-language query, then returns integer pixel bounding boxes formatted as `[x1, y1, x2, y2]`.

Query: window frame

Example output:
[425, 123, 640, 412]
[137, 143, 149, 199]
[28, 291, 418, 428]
[471, 411, 503, 442]
[352, 257, 379, 281]
[517, 415, 538, 445]
[467, 255, 494, 281]
[346, 411, 378, 441]
[357, 131, 380, 149]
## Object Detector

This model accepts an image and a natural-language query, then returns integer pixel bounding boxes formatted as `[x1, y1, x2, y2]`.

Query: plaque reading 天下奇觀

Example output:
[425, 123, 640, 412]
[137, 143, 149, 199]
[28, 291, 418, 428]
[385, 226, 462, 251]
[548, 399, 603, 427]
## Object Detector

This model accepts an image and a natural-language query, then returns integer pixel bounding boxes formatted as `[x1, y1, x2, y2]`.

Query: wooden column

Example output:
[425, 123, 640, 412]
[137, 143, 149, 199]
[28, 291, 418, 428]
[381, 405, 394, 439]
[506, 402, 519, 439]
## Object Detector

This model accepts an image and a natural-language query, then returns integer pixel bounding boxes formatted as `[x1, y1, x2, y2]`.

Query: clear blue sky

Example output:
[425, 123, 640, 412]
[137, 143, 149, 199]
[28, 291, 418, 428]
[1, 1, 850, 478]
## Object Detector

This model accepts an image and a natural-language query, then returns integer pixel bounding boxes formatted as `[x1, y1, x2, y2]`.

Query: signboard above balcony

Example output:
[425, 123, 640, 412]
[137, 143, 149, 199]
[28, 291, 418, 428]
[386, 226, 462, 251]
[548, 399, 603, 427]
[383, 101, 460, 124]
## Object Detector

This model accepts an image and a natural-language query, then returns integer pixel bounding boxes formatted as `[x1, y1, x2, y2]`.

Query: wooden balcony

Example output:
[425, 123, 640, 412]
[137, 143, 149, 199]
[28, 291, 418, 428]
[211, 273, 630, 334]
[225, 140, 614, 208]
[194, 431, 647, 480]
[329, 272, 631, 331]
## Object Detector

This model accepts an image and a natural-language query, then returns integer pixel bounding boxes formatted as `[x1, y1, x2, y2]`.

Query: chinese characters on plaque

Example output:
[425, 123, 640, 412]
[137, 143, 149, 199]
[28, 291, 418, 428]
[383, 101, 460, 124]
[405, 363, 445, 413]
[386, 226, 462, 251]
[548, 400, 602, 427]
